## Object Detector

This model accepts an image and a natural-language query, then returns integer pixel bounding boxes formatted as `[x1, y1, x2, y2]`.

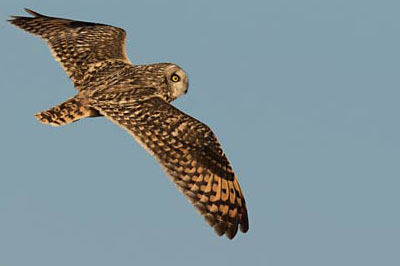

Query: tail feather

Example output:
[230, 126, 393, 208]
[35, 97, 100, 126]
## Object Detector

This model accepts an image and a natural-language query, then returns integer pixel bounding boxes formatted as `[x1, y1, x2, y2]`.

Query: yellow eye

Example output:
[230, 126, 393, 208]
[171, 74, 180, 82]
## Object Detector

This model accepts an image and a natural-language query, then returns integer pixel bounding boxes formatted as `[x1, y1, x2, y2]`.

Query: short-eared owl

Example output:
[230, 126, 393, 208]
[9, 9, 249, 239]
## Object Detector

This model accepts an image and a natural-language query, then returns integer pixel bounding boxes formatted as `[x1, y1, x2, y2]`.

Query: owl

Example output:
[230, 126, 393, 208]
[9, 8, 249, 239]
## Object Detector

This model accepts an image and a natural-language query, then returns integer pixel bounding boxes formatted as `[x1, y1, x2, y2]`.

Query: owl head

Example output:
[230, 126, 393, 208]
[134, 63, 189, 102]
[164, 64, 189, 100]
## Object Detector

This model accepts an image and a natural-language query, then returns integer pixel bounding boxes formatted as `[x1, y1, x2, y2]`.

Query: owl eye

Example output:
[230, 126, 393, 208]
[171, 74, 180, 82]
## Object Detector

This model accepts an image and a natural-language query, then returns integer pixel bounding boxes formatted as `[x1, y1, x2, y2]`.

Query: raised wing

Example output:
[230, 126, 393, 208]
[8, 8, 131, 88]
[90, 89, 249, 239]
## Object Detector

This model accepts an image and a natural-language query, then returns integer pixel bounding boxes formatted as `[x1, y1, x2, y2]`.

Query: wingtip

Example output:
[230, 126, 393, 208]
[7, 16, 21, 24]
[225, 226, 238, 240]
[24, 8, 45, 17]
[7, 8, 44, 23]
[239, 207, 249, 233]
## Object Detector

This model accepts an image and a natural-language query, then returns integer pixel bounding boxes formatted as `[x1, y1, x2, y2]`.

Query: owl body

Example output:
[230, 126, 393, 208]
[79, 62, 187, 103]
[9, 9, 248, 239]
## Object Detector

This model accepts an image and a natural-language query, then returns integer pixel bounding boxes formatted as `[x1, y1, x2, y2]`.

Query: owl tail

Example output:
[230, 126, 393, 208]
[35, 96, 100, 127]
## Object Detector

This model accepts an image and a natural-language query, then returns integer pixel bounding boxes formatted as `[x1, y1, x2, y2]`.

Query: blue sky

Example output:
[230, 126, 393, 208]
[1, 1, 399, 265]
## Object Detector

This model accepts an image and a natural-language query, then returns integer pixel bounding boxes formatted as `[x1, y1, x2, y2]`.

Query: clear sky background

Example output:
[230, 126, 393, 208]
[1, 0, 399, 265]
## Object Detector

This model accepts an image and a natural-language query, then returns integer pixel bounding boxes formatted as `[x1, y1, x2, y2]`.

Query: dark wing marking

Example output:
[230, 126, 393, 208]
[8, 8, 131, 88]
[90, 91, 249, 239]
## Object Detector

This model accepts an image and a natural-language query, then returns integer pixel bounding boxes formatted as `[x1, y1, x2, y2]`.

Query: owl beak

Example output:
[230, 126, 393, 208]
[185, 78, 189, 94]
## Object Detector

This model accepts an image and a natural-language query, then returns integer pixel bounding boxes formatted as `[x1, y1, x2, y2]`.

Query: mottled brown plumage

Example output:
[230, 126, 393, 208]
[9, 8, 129, 88]
[9, 9, 249, 239]
[35, 96, 100, 126]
